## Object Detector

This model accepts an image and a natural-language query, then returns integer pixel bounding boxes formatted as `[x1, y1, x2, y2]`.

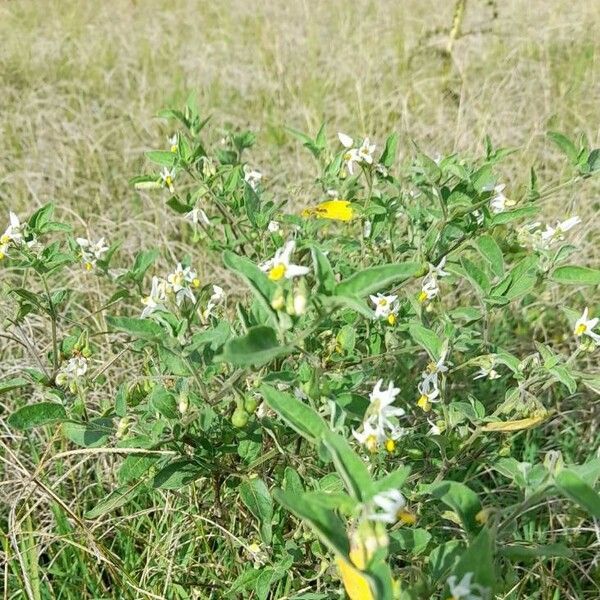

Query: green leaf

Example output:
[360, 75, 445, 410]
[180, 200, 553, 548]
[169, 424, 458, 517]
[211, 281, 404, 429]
[244, 184, 260, 227]
[428, 540, 464, 581]
[408, 323, 443, 360]
[239, 477, 273, 544]
[555, 469, 600, 518]
[475, 235, 504, 277]
[371, 466, 411, 499]
[335, 262, 423, 298]
[106, 316, 163, 340]
[551, 265, 600, 286]
[273, 489, 350, 559]
[449, 527, 495, 592]
[219, 326, 292, 367]
[8, 402, 67, 430]
[85, 481, 145, 518]
[427, 480, 482, 536]
[491, 205, 539, 225]
[0, 377, 30, 395]
[148, 386, 178, 419]
[310, 245, 336, 295]
[223, 251, 277, 323]
[500, 543, 572, 561]
[322, 430, 374, 502]
[145, 150, 176, 167]
[389, 528, 431, 557]
[380, 133, 399, 168]
[260, 384, 327, 444]
[131, 248, 159, 281]
[62, 418, 113, 448]
[548, 131, 579, 165]
[152, 459, 205, 489]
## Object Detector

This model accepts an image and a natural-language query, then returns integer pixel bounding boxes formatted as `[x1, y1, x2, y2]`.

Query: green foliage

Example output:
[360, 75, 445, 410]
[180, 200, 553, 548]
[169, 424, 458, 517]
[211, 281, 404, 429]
[2, 103, 600, 599]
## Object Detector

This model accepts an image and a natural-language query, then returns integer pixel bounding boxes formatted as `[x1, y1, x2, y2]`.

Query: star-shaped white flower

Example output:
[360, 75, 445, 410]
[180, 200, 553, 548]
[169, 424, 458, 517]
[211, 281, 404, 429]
[367, 489, 409, 524]
[574, 307, 600, 344]
[260, 241, 310, 281]
[141, 276, 168, 317]
[369, 293, 399, 324]
[446, 572, 487, 600]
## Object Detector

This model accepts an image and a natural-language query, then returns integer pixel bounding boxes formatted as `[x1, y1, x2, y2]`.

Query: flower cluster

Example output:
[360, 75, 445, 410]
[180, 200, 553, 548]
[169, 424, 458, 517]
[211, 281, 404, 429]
[141, 262, 202, 317]
[55, 356, 88, 388]
[518, 216, 581, 251]
[353, 380, 405, 452]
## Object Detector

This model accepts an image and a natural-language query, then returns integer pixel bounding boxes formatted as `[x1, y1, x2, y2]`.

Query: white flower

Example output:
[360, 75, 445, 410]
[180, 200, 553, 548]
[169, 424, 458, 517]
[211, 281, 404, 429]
[160, 167, 176, 192]
[267, 220, 280, 233]
[203, 284, 226, 320]
[421, 348, 450, 388]
[76, 237, 109, 271]
[446, 572, 487, 600]
[141, 276, 168, 317]
[489, 183, 514, 214]
[416, 378, 440, 412]
[244, 166, 262, 191]
[540, 216, 581, 247]
[169, 134, 178, 153]
[368, 490, 407, 524]
[185, 207, 210, 227]
[338, 132, 354, 148]
[429, 256, 449, 278]
[166, 263, 200, 305]
[358, 138, 376, 165]
[574, 307, 600, 344]
[260, 241, 310, 281]
[419, 274, 440, 303]
[473, 366, 500, 380]
[0, 212, 25, 259]
[427, 418, 442, 435]
[353, 420, 386, 453]
[366, 379, 405, 432]
[56, 356, 88, 387]
[369, 293, 398, 320]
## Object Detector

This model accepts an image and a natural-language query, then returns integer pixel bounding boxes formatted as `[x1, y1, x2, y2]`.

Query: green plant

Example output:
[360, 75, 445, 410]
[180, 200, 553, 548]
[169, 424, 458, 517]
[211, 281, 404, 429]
[2, 97, 600, 599]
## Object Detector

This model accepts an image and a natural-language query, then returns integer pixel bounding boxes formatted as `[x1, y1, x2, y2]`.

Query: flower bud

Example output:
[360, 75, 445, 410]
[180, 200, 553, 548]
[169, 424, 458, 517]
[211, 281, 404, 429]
[270, 287, 285, 311]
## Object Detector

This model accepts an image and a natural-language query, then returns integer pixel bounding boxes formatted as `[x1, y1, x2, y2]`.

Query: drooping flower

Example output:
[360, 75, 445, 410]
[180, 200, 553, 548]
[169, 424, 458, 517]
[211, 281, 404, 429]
[202, 284, 226, 320]
[76, 237, 109, 271]
[421, 348, 450, 387]
[541, 216, 581, 245]
[488, 183, 514, 214]
[160, 167, 176, 192]
[574, 307, 600, 344]
[141, 276, 168, 317]
[416, 378, 440, 412]
[473, 364, 500, 380]
[260, 241, 310, 281]
[418, 257, 449, 303]
[244, 166, 262, 191]
[0, 212, 23, 259]
[301, 199, 354, 221]
[169, 134, 178, 153]
[185, 207, 210, 227]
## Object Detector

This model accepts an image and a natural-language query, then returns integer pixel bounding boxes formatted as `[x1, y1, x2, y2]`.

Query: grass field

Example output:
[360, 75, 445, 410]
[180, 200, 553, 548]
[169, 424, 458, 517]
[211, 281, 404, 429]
[1, 1, 600, 598]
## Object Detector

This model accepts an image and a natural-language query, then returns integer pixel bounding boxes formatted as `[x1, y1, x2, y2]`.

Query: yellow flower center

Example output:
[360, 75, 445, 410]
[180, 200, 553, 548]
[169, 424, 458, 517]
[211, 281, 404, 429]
[575, 323, 587, 336]
[365, 434, 378, 453]
[378, 298, 388, 306]
[268, 263, 286, 281]
[192, 277, 201, 288]
[0, 234, 10, 244]
[344, 151, 353, 161]
[170, 145, 178, 153]
[417, 395, 431, 412]
[0, 251, 5, 260]
[387, 314, 396, 326]
[385, 438, 395, 453]
[84, 261, 93, 271]
[418, 290, 428, 303]
[397, 510, 416, 525]
[165, 176, 173, 186]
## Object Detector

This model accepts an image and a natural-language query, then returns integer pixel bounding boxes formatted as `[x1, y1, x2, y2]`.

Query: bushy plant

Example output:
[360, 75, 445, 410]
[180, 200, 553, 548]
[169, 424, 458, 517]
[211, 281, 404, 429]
[3, 97, 600, 599]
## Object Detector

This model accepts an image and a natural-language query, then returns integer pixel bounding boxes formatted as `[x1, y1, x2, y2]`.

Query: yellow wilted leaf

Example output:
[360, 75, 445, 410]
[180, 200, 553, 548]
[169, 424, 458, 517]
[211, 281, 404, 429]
[301, 199, 354, 221]
[481, 415, 547, 432]
[336, 547, 375, 600]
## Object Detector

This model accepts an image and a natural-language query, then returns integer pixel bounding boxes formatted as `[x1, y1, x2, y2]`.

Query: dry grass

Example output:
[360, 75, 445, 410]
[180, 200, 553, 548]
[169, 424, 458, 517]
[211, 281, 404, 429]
[1, 1, 600, 598]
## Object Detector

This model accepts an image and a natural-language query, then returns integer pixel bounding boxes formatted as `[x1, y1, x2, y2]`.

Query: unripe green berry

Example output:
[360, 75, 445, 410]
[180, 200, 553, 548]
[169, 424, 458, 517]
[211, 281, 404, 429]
[231, 408, 249, 428]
